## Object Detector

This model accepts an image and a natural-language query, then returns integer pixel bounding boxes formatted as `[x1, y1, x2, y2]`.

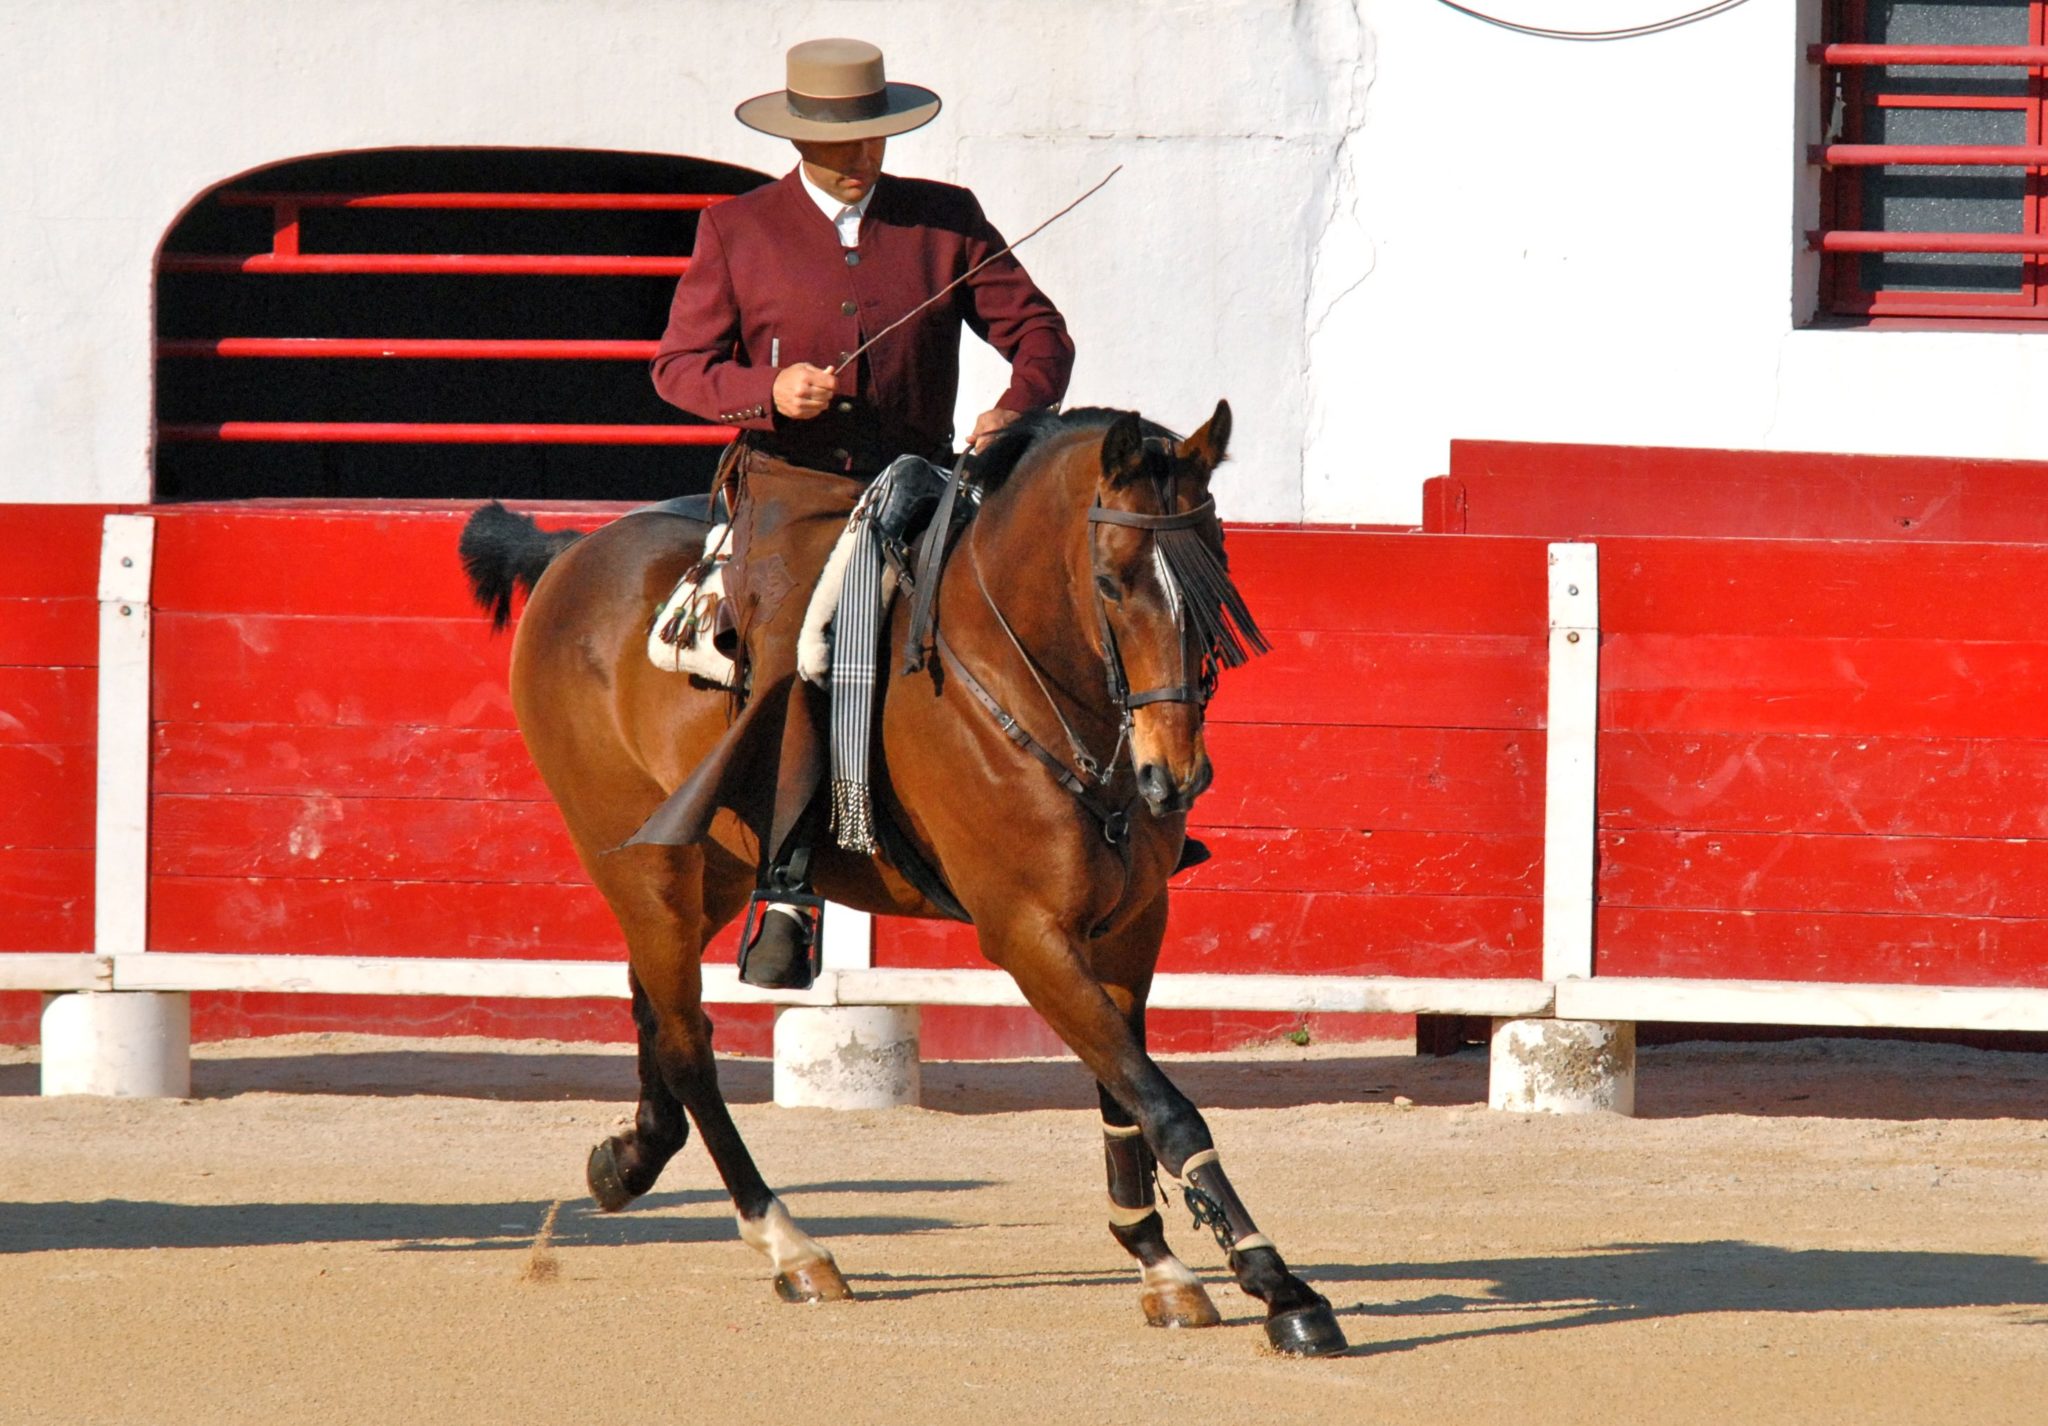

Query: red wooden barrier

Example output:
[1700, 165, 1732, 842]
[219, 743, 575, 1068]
[0, 508, 104, 1038]
[1594, 533, 2048, 992]
[1437, 442, 2048, 1000]
[1430, 440, 2048, 543]
[0, 505, 1551, 1055]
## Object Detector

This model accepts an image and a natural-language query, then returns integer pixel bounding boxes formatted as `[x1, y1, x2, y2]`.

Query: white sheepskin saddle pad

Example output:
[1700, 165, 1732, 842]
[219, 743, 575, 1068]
[647, 524, 736, 685]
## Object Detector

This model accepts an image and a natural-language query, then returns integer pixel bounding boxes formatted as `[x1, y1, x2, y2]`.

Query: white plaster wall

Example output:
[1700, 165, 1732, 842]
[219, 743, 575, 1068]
[1313, 0, 2048, 522]
[0, 0, 1356, 519]
[5, 0, 2048, 522]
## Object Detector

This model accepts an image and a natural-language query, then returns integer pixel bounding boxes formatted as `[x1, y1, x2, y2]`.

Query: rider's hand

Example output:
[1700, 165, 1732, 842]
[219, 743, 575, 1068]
[773, 363, 838, 421]
[968, 406, 1021, 452]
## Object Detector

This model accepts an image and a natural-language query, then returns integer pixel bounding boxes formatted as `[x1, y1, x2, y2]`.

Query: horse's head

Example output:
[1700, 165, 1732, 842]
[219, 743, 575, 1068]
[1087, 400, 1267, 816]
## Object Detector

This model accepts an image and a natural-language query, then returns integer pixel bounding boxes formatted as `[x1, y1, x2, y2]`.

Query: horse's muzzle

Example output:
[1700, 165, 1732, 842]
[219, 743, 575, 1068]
[1137, 756, 1212, 816]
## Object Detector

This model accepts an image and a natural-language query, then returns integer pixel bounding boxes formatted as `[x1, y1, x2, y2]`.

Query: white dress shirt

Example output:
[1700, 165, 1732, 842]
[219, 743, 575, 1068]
[799, 167, 875, 248]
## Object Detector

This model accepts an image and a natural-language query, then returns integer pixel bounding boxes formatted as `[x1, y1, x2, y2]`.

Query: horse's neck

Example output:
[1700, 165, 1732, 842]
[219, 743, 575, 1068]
[960, 449, 1101, 702]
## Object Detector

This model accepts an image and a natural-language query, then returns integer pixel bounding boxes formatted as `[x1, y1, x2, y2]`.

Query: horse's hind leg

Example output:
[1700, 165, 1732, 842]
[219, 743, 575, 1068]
[591, 843, 852, 1303]
[586, 969, 693, 1211]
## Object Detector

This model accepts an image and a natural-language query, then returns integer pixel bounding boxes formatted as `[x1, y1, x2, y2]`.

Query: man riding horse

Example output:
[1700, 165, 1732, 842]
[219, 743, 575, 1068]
[650, 37, 1074, 991]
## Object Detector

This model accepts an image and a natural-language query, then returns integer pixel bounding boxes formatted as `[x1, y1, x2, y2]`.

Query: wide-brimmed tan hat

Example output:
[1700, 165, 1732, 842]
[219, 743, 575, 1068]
[735, 38, 941, 142]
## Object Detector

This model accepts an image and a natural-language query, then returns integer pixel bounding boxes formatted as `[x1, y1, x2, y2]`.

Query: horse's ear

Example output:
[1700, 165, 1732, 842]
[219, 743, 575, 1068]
[1099, 411, 1148, 489]
[1176, 399, 1232, 473]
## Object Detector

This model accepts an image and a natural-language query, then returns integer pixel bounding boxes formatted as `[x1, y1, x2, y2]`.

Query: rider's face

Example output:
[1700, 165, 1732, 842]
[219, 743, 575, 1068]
[794, 137, 887, 205]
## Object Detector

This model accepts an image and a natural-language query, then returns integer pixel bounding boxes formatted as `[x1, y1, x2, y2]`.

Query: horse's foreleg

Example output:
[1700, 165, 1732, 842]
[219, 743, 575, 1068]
[1100, 1084, 1220, 1329]
[998, 912, 1346, 1355]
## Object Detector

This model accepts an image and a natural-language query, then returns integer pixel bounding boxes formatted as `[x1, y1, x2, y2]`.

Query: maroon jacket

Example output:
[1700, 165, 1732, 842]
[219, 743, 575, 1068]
[652, 168, 1074, 474]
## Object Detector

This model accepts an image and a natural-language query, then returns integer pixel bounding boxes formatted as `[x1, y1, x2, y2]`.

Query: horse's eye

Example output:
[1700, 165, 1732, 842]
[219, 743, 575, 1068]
[1094, 574, 1121, 603]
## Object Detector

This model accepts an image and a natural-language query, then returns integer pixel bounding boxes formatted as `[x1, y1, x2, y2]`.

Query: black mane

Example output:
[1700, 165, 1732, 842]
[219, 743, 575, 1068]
[968, 406, 1183, 492]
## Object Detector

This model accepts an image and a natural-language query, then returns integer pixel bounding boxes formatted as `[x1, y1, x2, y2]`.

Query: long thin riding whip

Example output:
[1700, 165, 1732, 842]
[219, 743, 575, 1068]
[828, 165, 1122, 377]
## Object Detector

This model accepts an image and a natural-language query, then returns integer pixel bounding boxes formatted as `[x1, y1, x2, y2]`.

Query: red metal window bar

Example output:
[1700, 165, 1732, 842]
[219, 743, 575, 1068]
[158, 189, 736, 446]
[1810, 4, 2048, 320]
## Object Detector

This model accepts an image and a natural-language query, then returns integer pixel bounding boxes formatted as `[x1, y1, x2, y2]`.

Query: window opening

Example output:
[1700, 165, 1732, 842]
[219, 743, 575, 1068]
[1814, 0, 2048, 320]
[155, 148, 769, 501]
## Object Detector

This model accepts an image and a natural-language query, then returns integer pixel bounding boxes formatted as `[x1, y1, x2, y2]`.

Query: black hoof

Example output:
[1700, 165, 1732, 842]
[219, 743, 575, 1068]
[1265, 1300, 1348, 1357]
[586, 1138, 635, 1213]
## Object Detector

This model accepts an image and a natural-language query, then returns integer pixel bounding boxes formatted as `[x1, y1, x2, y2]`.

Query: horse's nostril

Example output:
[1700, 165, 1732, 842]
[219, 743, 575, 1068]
[1138, 764, 1173, 808]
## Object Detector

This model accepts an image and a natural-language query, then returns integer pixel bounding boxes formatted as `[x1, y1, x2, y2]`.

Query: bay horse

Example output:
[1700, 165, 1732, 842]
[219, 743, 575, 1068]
[457, 402, 1347, 1356]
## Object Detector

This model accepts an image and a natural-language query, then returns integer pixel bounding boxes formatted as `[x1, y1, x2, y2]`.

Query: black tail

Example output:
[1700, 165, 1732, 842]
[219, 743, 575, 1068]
[458, 501, 584, 632]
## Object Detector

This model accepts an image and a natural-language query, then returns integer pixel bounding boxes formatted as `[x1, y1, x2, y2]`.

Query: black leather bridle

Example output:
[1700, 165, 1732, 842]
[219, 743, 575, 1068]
[1087, 496, 1219, 714]
[932, 467, 1220, 845]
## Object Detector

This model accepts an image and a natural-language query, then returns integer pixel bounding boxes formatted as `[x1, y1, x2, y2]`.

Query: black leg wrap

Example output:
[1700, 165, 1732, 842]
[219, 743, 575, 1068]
[1181, 1153, 1262, 1255]
[1103, 1128, 1158, 1215]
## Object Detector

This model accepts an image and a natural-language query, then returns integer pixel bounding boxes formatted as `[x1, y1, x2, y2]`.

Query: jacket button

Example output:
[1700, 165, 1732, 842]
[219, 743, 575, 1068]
[845, 251, 860, 267]
[835, 400, 852, 413]
[833, 448, 850, 464]
[841, 300, 858, 316]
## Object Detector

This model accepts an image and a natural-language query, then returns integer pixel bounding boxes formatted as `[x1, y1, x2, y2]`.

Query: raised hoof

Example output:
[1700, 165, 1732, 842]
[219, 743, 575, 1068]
[586, 1138, 636, 1214]
[1265, 1300, 1349, 1357]
[773, 1258, 855, 1304]
[1142, 1282, 1222, 1329]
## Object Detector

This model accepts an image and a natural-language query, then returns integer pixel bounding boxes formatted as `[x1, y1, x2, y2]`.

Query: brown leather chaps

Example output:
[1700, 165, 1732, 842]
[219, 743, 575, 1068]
[627, 446, 865, 861]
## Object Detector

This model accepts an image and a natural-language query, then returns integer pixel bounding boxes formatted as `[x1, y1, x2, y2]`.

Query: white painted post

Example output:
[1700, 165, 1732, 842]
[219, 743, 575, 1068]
[773, 901, 920, 1108]
[1489, 1017, 1635, 1115]
[1542, 542, 1598, 985]
[42, 515, 190, 1098]
[1492, 542, 1634, 1114]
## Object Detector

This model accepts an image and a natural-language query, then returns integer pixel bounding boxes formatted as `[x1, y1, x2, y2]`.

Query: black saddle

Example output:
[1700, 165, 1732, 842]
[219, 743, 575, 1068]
[636, 491, 733, 525]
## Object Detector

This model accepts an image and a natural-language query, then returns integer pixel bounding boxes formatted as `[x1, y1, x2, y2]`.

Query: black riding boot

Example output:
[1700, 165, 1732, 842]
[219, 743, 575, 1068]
[738, 806, 827, 991]
[738, 658, 833, 991]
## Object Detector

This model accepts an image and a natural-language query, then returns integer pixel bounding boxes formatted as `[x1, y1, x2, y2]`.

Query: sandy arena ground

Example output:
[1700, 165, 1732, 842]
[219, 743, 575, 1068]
[3, 1033, 2047, 1425]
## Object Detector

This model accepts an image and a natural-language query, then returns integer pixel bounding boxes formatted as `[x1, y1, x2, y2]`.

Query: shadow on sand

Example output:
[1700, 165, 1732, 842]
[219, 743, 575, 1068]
[0, 1177, 992, 1256]
[1307, 1239, 2048, 1356]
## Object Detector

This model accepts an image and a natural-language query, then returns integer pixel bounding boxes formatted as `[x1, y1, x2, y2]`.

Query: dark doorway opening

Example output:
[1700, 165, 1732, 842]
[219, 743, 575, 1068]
[154, 147, 771, 502]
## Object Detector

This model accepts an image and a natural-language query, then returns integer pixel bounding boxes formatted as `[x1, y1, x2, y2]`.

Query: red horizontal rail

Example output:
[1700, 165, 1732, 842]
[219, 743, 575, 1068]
[1811, 230, 2048, 254]
[1814, 144, 2048, 166]
[1812, 43, 2048, 66]
[159, 253, 690, 276]
[217, 191, 735, 211]
[158, 422, 736, 446]
[157, 338, 659, 360]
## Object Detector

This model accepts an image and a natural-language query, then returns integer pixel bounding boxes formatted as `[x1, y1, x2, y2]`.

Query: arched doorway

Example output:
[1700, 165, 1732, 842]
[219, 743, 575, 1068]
[153, 147, 771, 502]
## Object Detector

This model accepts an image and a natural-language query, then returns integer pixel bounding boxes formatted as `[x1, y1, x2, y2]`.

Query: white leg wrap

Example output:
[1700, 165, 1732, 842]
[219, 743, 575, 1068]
[1107, 1198, 1157, 1228]
[736, 1197, 830, 1272]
